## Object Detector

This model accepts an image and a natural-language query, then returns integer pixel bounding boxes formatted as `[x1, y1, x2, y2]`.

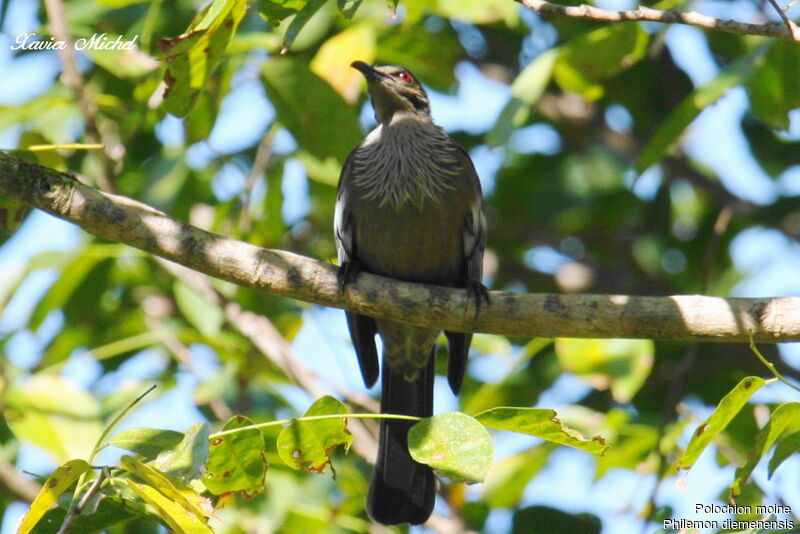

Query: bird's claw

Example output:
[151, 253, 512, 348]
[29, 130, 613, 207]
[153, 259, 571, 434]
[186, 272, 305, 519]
[467, 280, 490, 320]
[337, 260, 362, 292]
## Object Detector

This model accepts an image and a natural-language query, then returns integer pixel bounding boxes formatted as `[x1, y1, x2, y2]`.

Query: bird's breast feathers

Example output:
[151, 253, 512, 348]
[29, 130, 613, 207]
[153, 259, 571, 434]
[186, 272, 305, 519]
[349, 116, 462, 208]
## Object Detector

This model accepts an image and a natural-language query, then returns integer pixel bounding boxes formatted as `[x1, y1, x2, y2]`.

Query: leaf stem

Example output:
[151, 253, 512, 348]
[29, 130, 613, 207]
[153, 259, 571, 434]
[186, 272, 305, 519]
[69, 385, 157, 510]
[749, 337, 800, 393]
[57, 467, 109, 534]
[209, 413, 421, 439]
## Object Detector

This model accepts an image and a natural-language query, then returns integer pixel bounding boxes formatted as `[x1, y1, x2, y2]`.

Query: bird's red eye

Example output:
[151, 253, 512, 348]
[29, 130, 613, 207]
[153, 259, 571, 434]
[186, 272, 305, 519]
[396, 70, 412, 83]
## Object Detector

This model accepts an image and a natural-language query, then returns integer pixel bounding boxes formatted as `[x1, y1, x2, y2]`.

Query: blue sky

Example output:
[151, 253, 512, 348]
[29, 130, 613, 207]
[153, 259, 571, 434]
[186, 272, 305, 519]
[1, 1, 800, 533]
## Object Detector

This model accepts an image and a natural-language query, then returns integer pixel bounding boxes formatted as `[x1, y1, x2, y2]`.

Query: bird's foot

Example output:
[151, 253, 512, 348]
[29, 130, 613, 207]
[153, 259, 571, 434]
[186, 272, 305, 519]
[467, 280, 490, 319]
[337, 260, 362, 292]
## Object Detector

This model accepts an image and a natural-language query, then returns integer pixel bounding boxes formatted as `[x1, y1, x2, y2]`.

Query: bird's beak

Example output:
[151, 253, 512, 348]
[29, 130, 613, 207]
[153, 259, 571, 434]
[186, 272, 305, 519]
[351, 61, 383, 82]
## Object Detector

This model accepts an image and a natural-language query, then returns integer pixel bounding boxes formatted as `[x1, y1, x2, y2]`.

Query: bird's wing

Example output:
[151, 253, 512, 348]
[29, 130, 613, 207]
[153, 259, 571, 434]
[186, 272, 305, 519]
[335, 150, 380, 388]
[445, 144, 487, 394]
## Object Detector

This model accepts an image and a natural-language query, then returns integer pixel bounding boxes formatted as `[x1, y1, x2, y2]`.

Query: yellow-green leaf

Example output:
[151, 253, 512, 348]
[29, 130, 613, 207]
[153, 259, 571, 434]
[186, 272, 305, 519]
[126, 480, 215, 534]
[555, 338, 653, 403]
[731, 402, 800, 500]
[409, 412, 493, 483]
[18, 459, 90, 534]
[121, 455, 212, 520]
[475, 407, 608, 455]
[310, 23, 376, 103]
[4, 375, 102, 463]
[673, 376, 766, 472]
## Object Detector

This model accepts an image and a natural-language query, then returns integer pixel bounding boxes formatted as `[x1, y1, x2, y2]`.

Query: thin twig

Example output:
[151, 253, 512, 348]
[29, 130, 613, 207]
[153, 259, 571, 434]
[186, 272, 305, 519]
[210, 413, 423, 440]
[0, 459, 41, 503]
[765, 0, 800, 40]
[56, 467, 108, 534]
[69, 385, 157, 509]
[518, 0, 799, 40]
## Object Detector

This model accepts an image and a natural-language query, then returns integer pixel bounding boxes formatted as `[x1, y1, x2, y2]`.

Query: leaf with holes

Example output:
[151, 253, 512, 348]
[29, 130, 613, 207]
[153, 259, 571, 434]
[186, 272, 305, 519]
[277, 396, 352, 473]
[204, 415, 268, 496]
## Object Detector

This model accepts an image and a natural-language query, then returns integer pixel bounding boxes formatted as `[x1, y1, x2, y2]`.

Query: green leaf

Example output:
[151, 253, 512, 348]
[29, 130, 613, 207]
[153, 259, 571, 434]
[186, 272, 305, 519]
[554, 338, 653, 403]
[408, 412, 493, 483]
[204, 415, 268, 496]
[512, 506, 601, 534]
[121, 455, 212, 521]
[258, 0, 308, 25]
[746, 41, 800, 130]
[475, 407, 608, 455]
[483, 446, 552, 508]
[183, 90, 219, 145]
[377, 25, 461, 92]
[84, 39, 159, 78]
[126, 480, 215, 534]
[262, 57, 361, 161]
[731, 402, 800, 499]
[154, 422, 210, 482]
[310, 23, 376, 102]
[173, 280, 224, 337]
[673, 376, 766, 472]
[160, 0, 248, 117]
[554, 24, 649, 101]
[432, 0, 518, 24]
[487, 48, 558, 147]
[18, 459, 91, 534]
[109, 428, 185, 460]
[0, 193, 30, 234]
[281, 0, 327, 53]
[30, 245, 125, 329]
[768, 429, 800, 478]
[277, 395, 353, 473]
[29, 495, 147, 534]
[636, 57, 753, 172]
[4, 375, 102, 463]
[337, 0, 362, 18]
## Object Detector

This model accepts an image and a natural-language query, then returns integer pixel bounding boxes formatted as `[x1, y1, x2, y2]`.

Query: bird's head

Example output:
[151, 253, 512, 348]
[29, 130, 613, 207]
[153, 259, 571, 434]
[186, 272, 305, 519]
[351, 61, 431, 125]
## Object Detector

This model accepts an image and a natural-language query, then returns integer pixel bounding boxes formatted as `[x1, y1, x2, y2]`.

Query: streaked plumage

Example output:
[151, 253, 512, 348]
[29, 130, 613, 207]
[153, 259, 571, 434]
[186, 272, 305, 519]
[335, 61, 486, 525]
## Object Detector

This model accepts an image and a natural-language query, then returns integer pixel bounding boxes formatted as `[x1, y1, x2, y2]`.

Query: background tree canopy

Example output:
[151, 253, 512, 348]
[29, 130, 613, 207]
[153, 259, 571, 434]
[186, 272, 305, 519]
[1, 0, 800, 533]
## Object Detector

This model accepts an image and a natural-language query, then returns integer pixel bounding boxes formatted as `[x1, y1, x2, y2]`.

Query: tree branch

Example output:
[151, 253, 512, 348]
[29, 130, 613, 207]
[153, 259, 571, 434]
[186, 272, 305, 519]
[2, 152, 799, 343]
[518, 0, 800, 41]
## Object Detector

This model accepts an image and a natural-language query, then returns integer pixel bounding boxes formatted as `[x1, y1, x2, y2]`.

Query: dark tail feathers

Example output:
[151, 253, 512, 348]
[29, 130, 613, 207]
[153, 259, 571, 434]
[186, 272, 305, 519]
[367, 350, 436, 525]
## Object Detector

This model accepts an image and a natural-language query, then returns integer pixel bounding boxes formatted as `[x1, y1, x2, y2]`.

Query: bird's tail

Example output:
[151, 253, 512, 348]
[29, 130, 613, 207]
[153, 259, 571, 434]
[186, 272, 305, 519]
[367, 348, 436, 525]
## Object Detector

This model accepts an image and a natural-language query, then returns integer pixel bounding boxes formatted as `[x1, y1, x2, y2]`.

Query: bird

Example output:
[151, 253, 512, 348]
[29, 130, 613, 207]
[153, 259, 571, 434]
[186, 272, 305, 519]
[334, 60, 487, 525]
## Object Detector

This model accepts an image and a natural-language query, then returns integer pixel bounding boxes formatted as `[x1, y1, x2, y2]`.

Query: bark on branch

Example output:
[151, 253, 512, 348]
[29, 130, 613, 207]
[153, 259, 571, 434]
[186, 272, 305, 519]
[1, 152, 799, 343]
[518, 0, 800, 41]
